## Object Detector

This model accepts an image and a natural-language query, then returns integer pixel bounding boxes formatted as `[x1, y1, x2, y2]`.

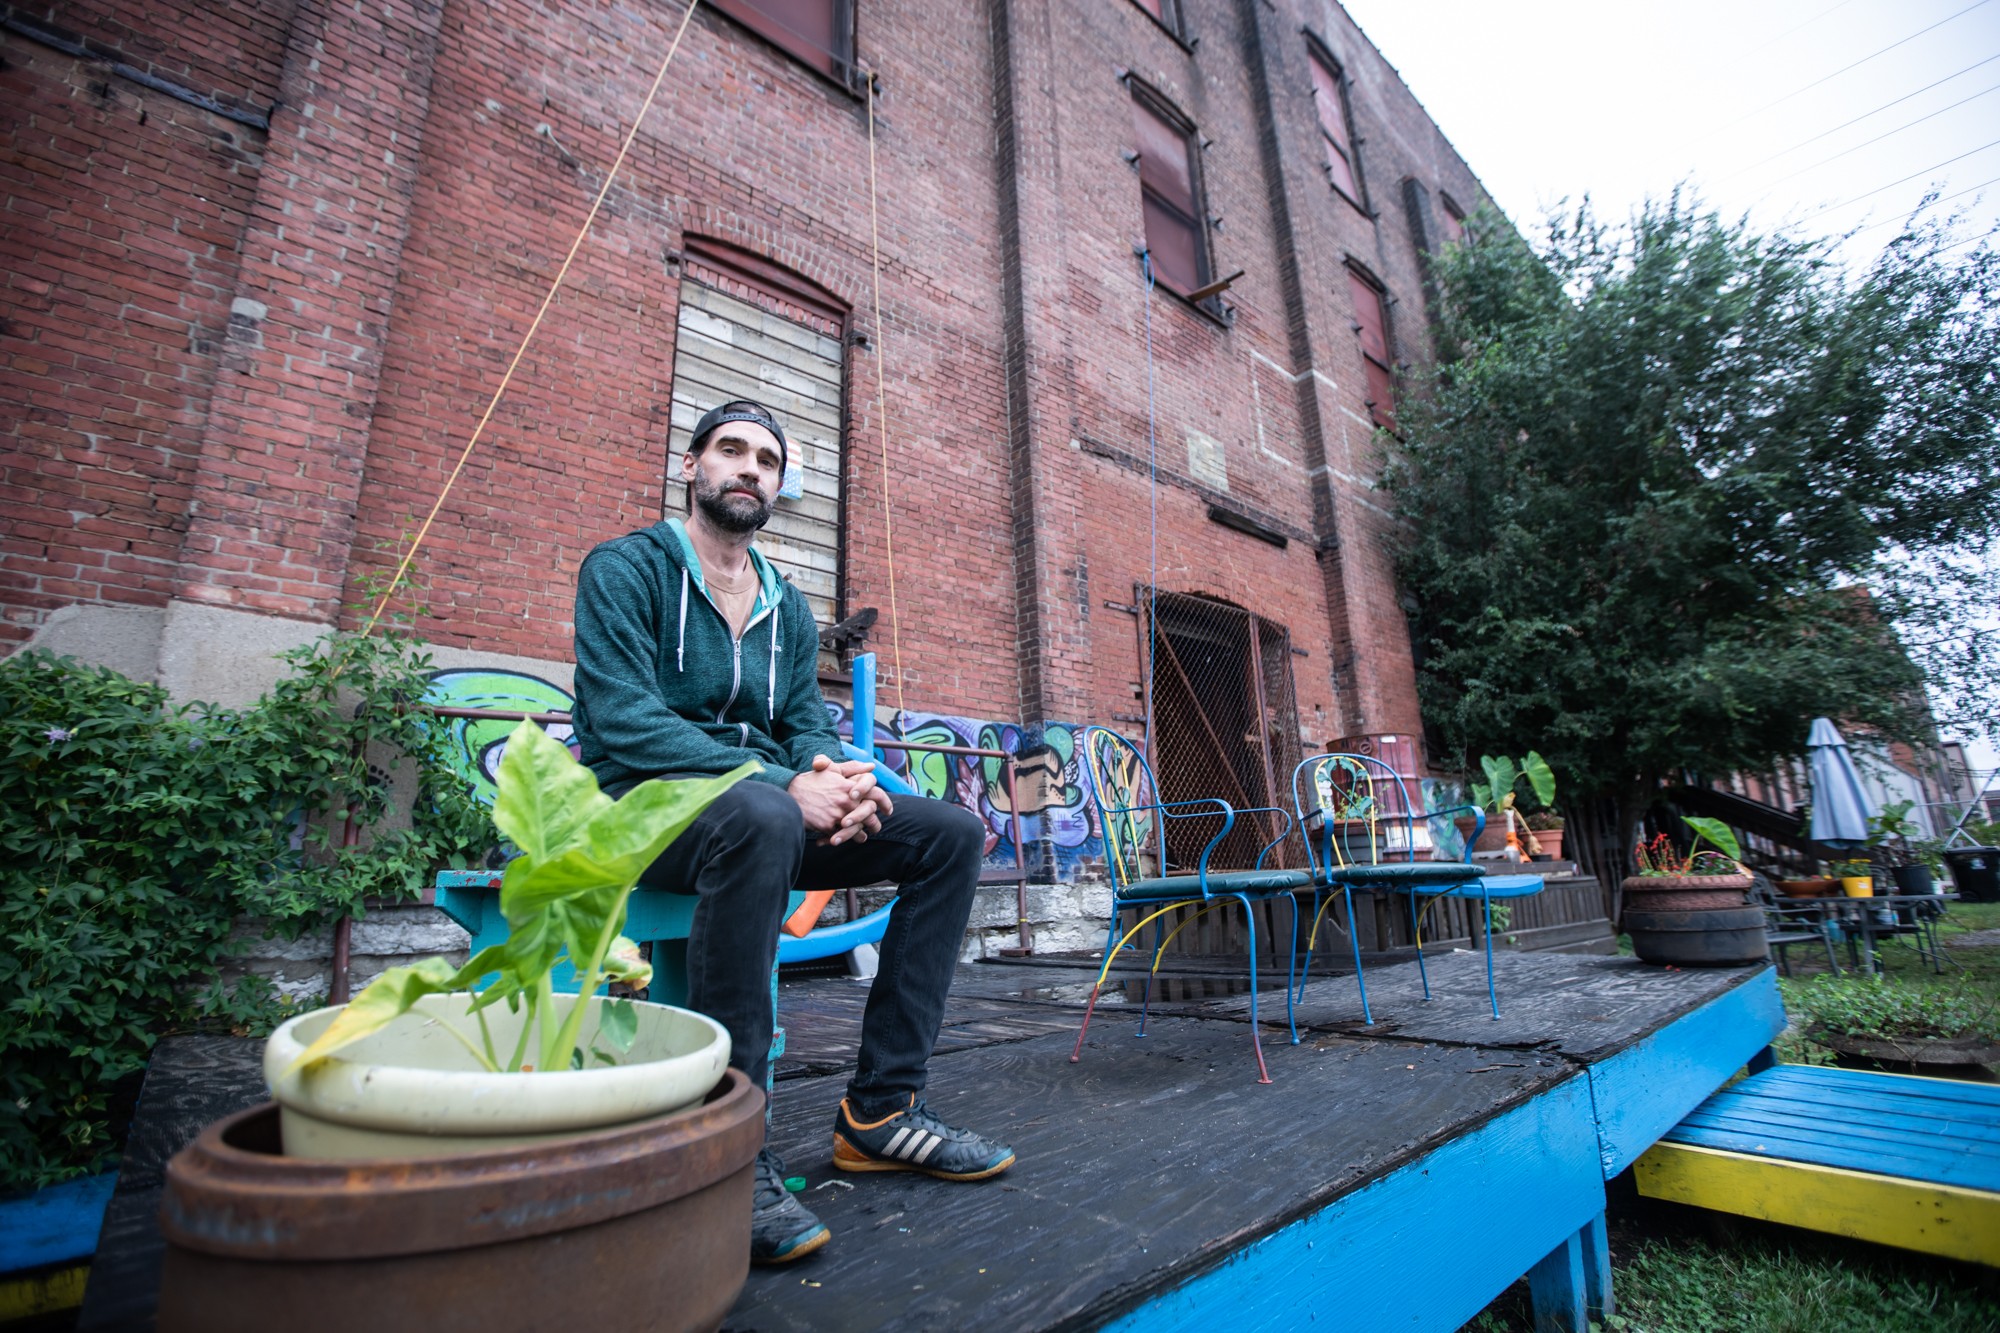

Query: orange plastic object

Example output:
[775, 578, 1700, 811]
[783, 890, 837, 938]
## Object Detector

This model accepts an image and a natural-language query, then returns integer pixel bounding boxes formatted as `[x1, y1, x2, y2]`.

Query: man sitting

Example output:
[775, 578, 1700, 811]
[570, 399, 1014, 1265]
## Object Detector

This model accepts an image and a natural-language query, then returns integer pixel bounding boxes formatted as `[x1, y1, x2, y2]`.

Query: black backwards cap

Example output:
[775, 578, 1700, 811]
[690, 399, 788, 477]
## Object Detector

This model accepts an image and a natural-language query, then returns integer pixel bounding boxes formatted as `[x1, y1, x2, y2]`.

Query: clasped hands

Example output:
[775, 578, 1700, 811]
[787, 753, 896, 846]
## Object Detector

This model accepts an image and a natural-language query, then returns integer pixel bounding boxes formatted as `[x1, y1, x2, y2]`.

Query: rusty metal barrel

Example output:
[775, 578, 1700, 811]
[157, 1068, 762, 1333]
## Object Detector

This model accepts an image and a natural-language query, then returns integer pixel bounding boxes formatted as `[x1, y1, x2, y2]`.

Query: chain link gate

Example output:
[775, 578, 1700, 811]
[1129, 588, 1308, 968]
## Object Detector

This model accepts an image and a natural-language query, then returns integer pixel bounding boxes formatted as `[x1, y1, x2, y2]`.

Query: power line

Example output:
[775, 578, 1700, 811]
[1719, 51, 2000, 183]
[1816, 136, 2000, 217]
[1758, 81, 2000, 192]
[1849, 173, 2000, 236]
[1701, 0, 1996, 140]
[1735, 0, 1860, 63]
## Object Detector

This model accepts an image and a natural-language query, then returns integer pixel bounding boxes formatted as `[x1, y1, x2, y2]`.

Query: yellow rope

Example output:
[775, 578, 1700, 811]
[863, 72, 907, 716]
[358, 0, 703, 639]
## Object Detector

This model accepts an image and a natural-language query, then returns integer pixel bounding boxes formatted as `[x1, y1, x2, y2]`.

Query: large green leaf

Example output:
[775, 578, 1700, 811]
[491, 719, 610, 861]
[498, 764, 756, 922]
[1683, 816, 1742, 863]
[1521, 751, 1557, 807]
[282, 956, 466, 1074]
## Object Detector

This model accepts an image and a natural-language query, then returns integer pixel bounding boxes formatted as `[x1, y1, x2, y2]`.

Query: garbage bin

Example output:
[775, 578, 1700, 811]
[1942, 846, 2000, 902]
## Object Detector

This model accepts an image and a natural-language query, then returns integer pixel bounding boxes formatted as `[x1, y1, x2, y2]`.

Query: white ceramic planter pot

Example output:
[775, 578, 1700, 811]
[265, 994, 731, 1159]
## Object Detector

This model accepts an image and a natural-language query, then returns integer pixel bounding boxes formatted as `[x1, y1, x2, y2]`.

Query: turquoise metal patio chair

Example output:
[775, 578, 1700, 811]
[1291, 753, 1544, 1022]
[1071, 726, 1312, 1083]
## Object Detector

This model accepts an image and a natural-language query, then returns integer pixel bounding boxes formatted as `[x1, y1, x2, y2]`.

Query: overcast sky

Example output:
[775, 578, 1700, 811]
[1339, 0, 2000, 778]
[1340, 0, 2000, 263]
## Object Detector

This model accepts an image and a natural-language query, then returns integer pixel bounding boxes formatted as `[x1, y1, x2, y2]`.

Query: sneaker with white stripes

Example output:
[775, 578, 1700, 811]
[831, 1095, 1015, 1181]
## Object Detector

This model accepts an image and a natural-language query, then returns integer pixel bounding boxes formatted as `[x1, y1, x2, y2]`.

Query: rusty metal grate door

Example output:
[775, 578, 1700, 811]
[1138, 589, 1307, 883]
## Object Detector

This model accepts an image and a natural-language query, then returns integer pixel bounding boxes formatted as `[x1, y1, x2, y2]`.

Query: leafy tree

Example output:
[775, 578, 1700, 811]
[1386, 192, 2000, 886]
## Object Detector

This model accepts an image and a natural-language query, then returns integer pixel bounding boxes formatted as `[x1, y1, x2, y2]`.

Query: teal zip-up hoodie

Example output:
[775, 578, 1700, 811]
[571, 518, 841, 796]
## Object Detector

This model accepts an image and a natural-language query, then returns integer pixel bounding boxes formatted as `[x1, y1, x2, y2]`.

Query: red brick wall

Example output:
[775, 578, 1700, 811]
[5, 0, 1497, 760]
[339, 0, 1022, 718]
[0, 17, 275, 642]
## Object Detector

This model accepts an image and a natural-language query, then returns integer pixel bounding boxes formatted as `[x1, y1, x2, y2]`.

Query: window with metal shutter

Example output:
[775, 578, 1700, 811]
[707, 0, 854, 85]
[1309, 49, 1363, 208]
[1132, 91, 1209, 296]
[667, 281, 844, 644]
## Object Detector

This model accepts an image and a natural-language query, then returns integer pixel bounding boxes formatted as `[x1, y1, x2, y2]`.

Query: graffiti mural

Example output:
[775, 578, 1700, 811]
[421, 666, 1105, 878]
[825, 702, 1104, 880]
[425, 669, 578, 805]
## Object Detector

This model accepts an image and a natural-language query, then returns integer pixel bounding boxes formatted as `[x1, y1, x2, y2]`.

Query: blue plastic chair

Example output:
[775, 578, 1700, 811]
[1291, 753, 1544, 1022]
[1072, 726, 1312, 1083]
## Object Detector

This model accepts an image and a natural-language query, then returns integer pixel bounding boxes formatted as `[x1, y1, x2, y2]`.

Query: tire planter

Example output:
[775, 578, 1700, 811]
[1624, 905, 1770, 967]
[156, 1069, 762, 1333]
[265, 994, 731, 1157]
[1817, 1032, 2000, 1082]
[1621, 872, 1753, 914]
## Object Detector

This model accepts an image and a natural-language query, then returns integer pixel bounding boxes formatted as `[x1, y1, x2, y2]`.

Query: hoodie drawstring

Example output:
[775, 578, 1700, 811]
[677, 566, 688, 673]
[767, 607, 779, 721]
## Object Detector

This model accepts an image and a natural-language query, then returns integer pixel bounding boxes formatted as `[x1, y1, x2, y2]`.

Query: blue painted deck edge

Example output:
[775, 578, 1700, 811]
[0, 1172, 116, 1273]
[1103, 1075, 1605, 1333]
[1586, 966, 1785, 1179]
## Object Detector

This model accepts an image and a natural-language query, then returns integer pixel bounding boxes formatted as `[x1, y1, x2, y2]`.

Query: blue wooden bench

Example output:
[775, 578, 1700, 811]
[1634, 1063, 2000, 1265]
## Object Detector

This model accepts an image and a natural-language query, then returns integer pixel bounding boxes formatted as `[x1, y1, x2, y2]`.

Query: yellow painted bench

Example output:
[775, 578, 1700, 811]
[1635, 1063, 2000, 1266]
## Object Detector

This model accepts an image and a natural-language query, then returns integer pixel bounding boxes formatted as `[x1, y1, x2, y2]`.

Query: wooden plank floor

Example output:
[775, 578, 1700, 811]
[1634, 1064, 2000, 1266]
[736, 951, 1770, 1331]
[75, 954, 1775, 1330]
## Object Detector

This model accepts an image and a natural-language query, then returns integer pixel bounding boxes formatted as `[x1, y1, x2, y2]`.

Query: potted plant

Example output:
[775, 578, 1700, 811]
[1831, 857, 1875, 898]
[1622, 818, 1768, 966]
[155, 721, 766, 1331]
[1523, 809, 1565, 861]
[1455, 752, 1556, 856]
[1867, 799, 1944, 894]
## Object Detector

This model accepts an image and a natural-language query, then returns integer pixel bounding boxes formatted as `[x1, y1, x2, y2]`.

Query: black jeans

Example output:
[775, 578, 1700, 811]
[636, 779, 985, 1115]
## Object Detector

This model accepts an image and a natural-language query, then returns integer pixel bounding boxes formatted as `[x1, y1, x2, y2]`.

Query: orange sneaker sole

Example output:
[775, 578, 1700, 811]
[831, 1134, 1016, 1181]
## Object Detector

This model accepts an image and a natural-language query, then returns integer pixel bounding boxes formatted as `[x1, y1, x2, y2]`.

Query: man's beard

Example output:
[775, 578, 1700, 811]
[692, 473, 772, 534]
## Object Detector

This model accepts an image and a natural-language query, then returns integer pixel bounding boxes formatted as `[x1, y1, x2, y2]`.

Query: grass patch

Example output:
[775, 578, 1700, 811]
[1464, 1207, 2000, 1332]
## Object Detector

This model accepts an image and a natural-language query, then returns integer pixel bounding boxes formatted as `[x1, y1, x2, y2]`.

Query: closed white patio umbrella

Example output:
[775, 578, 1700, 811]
[1807, 717, 1874, 848]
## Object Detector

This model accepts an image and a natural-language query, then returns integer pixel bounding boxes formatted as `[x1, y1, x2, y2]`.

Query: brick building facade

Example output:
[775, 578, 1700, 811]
[3, 0, 1492, 798]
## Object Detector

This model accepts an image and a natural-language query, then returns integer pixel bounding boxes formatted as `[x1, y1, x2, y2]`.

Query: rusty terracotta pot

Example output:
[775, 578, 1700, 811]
[157, 1068, 762, 1333]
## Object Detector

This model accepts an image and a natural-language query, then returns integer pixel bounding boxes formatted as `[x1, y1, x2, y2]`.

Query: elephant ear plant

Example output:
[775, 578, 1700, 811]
[288, 720, 754, 1076]
[1470, 752, 1556, 816]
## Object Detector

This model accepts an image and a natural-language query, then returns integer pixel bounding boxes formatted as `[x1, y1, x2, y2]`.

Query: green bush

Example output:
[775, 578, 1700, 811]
[0, 634, 494, 1192]
[1779, 972, 2000, 1045]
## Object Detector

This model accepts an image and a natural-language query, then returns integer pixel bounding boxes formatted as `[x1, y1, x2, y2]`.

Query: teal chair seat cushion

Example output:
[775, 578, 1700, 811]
[1324, 861, 1485, 887]
[1120, 868, 1314, 900]
[1474, 873, 1545, 899]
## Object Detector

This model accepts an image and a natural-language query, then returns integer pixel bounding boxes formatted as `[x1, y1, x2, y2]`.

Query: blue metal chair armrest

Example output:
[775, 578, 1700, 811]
[1226, 804, 1297, 870]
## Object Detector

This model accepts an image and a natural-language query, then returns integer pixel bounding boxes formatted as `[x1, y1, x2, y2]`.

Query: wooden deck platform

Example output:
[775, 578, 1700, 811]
[1634, 1064, 2000, 1266]
[738, 949, 1781, 1331]
[76, 950, 1781, 1331]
